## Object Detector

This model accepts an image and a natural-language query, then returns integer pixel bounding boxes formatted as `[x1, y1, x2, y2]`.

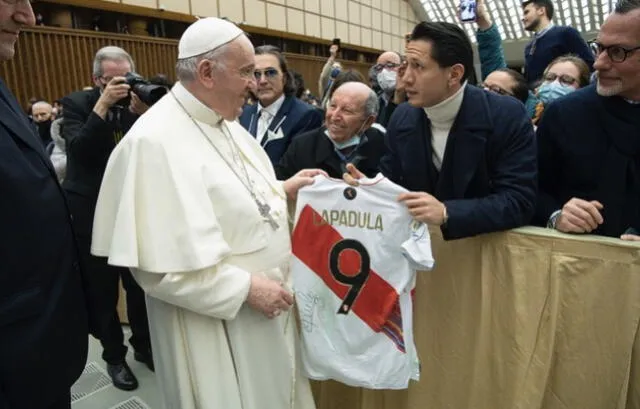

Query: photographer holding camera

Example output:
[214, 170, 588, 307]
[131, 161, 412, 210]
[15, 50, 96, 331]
[62, 46, 158, 391]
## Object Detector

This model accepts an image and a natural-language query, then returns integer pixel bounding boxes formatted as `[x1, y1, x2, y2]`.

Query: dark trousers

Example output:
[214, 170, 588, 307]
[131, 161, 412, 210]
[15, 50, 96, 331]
[47, 393, 71, 409]
[67, 192, 151, 364]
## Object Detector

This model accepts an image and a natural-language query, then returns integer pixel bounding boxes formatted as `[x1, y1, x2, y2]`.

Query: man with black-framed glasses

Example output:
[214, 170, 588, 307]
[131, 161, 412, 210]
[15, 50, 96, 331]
[534, 0, 640, 242]
[370, 51, 405, 127]
[589, 41, 640, 65]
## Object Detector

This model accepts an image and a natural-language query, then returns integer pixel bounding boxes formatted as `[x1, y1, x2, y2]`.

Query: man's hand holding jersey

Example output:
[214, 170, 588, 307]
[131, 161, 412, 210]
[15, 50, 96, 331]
[397, 191, 448, 226]
[343, 163, 364, 186]
[283, 169, 328, 200]
[344, 163, 448, 226]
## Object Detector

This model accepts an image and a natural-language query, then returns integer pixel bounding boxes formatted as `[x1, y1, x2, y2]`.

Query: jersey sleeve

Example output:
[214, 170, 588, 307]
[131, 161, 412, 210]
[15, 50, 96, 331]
[401, 221, 435, 271]
[376, 178, 435, 272]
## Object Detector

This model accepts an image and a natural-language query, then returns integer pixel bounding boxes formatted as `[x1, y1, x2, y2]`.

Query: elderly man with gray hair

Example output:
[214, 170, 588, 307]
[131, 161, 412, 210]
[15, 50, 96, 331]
[61, 45, 153, 391]
[91, 17, 322, 409]
[276, 81, 387, 180]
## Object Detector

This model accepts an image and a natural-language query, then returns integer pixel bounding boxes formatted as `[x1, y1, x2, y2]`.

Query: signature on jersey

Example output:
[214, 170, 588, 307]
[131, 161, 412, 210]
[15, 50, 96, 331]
[297, 291, 325, 333]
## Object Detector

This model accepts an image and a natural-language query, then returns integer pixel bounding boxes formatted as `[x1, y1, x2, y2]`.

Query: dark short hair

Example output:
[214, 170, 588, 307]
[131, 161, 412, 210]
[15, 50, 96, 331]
[255, 45, 296, 97]
[408, 22, 474, 84]
[615, 0, 640, 13]
[522, 0, 555, 20]
[291, 70, 306, 98]
[495, 68, 530, 103]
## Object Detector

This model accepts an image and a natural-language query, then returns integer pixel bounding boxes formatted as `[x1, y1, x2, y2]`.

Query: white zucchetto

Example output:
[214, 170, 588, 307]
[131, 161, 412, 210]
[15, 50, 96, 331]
[178, 17, 243, 59]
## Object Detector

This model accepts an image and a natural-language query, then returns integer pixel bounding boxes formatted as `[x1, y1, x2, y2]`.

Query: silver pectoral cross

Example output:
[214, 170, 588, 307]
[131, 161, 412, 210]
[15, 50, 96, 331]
[256, 199, 279, 230]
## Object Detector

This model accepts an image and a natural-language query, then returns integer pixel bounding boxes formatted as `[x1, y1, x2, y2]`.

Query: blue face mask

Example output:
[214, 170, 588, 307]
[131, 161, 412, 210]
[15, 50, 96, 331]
[330, 67, 341, 78]
[537, 82, 575, 104]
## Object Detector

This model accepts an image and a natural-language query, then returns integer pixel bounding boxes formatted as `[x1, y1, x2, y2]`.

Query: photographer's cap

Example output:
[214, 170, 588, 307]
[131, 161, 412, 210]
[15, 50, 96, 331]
[178, 17, 243, 59]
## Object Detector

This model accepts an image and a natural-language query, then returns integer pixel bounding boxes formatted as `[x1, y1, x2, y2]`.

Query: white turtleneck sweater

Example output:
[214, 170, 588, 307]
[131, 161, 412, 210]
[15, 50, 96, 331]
[423, 83, 467, 170]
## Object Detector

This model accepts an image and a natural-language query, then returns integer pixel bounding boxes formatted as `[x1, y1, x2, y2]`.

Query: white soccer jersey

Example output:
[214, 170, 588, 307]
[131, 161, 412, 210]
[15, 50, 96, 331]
[291, 173, 434, 389]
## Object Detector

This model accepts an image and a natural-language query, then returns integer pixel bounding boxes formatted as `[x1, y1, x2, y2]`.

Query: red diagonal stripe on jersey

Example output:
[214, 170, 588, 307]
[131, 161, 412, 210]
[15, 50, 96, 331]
[292, 205, 399, 332]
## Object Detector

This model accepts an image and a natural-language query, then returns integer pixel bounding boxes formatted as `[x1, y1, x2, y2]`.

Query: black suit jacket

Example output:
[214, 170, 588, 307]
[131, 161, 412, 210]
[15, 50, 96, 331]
[239, 95, 323, 165]
[62, 87, 138, 236]
[534, 85, 640, 236]
[62, 87, 138, 198]
[376, 98, 398, 128]
[275, 126, 387, 180]
[381, 85, 537, 240]
[0, 79, 88, 408]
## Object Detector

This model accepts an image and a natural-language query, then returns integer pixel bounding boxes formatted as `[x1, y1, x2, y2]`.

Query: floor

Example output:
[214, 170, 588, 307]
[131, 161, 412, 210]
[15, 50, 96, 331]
[71, 327, 161, 409]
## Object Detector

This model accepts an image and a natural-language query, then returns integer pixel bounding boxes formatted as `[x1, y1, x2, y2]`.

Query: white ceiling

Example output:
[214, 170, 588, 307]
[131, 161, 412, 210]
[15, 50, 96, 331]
[418, 0, 613, 42]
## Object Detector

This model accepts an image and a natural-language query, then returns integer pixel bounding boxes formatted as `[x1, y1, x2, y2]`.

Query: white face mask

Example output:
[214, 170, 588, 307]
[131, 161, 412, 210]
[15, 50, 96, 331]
[377, 69, 397, 93]
[324, 117, 369, 149]
[327, 132, 361, 149]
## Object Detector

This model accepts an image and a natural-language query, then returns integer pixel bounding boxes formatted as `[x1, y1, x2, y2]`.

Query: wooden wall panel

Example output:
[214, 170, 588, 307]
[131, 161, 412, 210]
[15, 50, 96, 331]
[0, 27, 372, 110]
[0, 27, 178, 110]
[284, 53, 372, 96]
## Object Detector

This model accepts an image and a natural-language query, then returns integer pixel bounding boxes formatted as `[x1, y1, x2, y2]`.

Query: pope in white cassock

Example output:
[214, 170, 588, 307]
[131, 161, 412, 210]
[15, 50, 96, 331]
[91, 17, 323, 409]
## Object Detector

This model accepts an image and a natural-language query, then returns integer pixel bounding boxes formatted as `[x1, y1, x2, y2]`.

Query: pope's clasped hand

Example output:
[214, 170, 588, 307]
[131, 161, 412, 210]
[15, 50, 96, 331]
[246, 275, 294, 319]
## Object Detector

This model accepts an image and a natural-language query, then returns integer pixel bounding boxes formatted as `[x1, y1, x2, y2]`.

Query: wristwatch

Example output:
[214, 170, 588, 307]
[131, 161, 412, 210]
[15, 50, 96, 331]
[442, 205, 449, 226]
[547, 210, 562, 229]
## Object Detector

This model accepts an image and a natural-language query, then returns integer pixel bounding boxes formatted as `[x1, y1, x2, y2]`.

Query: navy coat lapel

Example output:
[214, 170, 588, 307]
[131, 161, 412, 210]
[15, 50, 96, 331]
[394, 109, 437, 193]
[240, 104, 258, 137]
[269, 95, 294, 135]
[437, 86, 493, 198]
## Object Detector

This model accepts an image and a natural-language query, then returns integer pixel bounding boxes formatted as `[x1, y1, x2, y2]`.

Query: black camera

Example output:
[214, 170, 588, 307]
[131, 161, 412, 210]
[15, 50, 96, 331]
[117, 72, 168, 107]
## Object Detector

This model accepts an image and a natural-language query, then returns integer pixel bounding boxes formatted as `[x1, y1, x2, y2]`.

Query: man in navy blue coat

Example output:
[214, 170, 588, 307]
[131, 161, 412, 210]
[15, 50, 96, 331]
[350, 22, 537, 240]
[534, 0, 640, 241]
[0, 1, 88, 408]
[239, 45, 322, 165]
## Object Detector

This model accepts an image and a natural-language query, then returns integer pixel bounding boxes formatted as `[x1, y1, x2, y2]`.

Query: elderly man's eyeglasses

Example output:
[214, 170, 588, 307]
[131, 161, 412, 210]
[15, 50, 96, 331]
[373, 62, 400, 72]
[543, 72, 577, 86]
[482, 84, 513, 97]
[589, 41, 640, 63]
[254, 68, 280, 80]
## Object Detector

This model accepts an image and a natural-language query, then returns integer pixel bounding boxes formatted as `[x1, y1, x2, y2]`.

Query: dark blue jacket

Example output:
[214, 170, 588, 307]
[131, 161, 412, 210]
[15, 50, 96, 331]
[524, 26, 594, 84]
[380, 85, 538, 240]
[239, 95, 323, 165]
[534, 85, 640, 237]
[0, 79, 88, 408]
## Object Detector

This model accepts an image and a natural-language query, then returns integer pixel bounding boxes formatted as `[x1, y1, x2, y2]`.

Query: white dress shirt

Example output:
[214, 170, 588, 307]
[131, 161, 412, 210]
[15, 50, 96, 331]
[257, 94, 286, 141]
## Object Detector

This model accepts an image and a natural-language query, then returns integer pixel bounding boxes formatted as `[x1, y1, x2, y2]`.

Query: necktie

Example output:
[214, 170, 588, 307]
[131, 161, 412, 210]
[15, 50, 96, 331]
[257, 110, 272, 144]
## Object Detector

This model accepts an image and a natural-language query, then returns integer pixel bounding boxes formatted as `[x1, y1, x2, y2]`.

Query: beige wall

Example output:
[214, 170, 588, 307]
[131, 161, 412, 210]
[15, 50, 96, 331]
[106, 0, 420, 53]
